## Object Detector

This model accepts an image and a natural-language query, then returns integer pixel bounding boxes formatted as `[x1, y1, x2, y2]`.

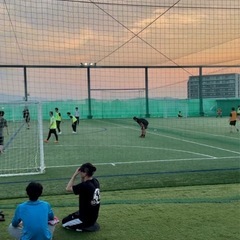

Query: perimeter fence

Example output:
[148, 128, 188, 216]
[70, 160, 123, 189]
[0, 65, 239, 120]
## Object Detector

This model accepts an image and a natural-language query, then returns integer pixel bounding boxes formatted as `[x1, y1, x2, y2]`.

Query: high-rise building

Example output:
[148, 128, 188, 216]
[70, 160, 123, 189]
[187, 73, 240, 99]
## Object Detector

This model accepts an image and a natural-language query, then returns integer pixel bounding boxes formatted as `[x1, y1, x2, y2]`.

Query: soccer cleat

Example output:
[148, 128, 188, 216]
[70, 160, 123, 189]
[54, 141, 59, 143]
[44, 140, 49, 143]
[58, 132, 62, 135]
[72, 131, 77, 134]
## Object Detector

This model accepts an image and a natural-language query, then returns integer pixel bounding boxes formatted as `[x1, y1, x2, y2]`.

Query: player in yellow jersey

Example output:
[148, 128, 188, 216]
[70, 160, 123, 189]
[67, 112, 77, 133]
[44, 111, 59, 143]
[229, 107, 239, 133]
[55, 108, 62, 134]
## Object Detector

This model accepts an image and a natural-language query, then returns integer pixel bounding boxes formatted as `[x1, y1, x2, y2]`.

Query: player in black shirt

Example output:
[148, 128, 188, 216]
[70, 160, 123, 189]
[133, 116, 149, 138]
[62, 163, 100, 232]
[23, 107, 30, 129]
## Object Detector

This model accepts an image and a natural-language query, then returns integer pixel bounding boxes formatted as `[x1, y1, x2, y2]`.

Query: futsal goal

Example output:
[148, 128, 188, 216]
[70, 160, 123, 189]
[0, 101, 44, 176]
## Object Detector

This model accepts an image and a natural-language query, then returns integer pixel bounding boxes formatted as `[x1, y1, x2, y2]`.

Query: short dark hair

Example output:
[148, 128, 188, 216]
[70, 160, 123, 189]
[26, 182, 43, 201]
[0, 111, 5, 116]
[67, 112, 71, 115]
[79, 163, 96, 177]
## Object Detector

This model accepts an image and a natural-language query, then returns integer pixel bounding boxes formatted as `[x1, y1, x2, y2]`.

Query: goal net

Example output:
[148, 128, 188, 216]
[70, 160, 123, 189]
[0, 101, 44, 176]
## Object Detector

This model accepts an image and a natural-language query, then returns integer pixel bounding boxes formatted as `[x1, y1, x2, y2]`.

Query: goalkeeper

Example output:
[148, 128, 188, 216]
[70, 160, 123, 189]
[0, 110, 9, 154]
[23, 106, 30, 129]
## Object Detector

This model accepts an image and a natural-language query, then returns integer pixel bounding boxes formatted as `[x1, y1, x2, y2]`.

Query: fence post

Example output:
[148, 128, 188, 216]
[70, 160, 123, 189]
[87, 67, 93, 119]
[199, 66, 204, 116]
[145, 67, 150, 118]
[24, 66, 28, 101]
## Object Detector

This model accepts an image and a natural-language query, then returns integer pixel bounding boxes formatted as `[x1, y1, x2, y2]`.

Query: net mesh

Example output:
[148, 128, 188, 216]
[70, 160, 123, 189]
[0, 102, 44, 176]
[0, 0, 239, 180]
[0, 0, 239, 66]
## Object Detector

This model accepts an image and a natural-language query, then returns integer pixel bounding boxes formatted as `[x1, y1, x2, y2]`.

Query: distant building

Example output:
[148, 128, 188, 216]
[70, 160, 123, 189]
[187, 73, 240, 99]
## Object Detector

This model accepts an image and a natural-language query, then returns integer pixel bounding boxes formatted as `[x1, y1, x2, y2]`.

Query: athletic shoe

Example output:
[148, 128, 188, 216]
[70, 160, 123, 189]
[58, 132, 62, 135]
[72, 131, 77, 134]
[54, 141, 59, 143]
[0, 212, 5, 221]
[44, 140, 49, 143]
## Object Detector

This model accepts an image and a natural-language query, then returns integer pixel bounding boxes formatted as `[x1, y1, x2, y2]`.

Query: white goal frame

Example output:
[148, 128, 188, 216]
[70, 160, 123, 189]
[0, 101, 45, 177]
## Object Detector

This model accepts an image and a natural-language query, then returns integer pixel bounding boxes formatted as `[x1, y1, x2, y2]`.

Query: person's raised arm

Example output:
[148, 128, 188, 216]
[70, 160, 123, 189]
[66, 168, 80, 192]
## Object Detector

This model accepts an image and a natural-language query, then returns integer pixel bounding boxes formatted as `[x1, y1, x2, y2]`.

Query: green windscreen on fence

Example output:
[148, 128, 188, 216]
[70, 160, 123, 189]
[1, 98, 239, 121]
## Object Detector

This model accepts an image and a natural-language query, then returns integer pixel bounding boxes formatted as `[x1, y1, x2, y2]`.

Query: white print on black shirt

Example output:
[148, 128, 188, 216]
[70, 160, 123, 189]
[91, 188, 100, 206]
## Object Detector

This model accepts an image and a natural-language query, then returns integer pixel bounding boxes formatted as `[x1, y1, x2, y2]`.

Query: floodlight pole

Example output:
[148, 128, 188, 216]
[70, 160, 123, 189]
[87, 67, 93, 119]
[199, 67, 204, 116]
[145, 67, 150, 118]
[24, 66, 28, 101]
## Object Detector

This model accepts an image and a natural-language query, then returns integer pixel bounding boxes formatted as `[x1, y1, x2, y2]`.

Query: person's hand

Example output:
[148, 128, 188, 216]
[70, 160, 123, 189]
[73, 167, 81, 177]
[18, 221, 23, 228]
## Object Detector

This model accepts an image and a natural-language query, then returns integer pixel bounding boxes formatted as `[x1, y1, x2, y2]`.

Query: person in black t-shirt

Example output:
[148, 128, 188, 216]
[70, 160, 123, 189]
[23, 107, 30, 129]
[133, 116, 149, 138]
[62, 163, 100, 232]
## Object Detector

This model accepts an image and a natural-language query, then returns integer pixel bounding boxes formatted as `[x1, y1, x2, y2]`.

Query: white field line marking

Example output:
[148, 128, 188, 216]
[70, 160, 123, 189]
[161, 125, 239, 140]
[101, 120, 240, 155]
[47, 155, 240, 169]
[54, 144, 215, 158]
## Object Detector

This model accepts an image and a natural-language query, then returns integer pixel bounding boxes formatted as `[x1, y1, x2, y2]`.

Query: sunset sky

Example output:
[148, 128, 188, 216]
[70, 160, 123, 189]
[0, 0, 240, 100]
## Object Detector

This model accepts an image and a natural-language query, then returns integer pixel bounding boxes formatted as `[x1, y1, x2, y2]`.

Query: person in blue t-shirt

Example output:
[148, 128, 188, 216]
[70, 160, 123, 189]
[8, 182, 57, 240]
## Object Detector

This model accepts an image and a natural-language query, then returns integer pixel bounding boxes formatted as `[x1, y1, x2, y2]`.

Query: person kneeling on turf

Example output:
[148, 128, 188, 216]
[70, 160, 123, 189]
[62, 163, 100, 232]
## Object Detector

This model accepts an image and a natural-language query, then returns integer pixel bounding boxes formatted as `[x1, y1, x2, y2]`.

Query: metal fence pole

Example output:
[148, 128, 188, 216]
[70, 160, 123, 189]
[87, 67, 93, 119]
[199, 67, 204, 116]
[145, 67, 150, 118]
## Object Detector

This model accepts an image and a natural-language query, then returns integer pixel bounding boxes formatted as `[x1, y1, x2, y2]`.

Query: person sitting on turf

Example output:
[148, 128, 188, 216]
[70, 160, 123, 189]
[62, 162, 100, 232]
[8, 182, 58, 240]
[133, 116, 149, 138]
[178, 111, 183, 118]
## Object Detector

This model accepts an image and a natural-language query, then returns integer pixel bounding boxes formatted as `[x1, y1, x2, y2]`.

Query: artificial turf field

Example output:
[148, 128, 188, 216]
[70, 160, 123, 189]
[0, 184, 239, 240]
[0, 117, 239, 239]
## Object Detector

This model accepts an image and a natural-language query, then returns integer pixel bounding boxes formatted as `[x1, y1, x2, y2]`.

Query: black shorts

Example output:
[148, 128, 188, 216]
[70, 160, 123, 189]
[230, 120, 236, 126]
[0, 136, 4, 145]
[25, 117, 30, 123]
